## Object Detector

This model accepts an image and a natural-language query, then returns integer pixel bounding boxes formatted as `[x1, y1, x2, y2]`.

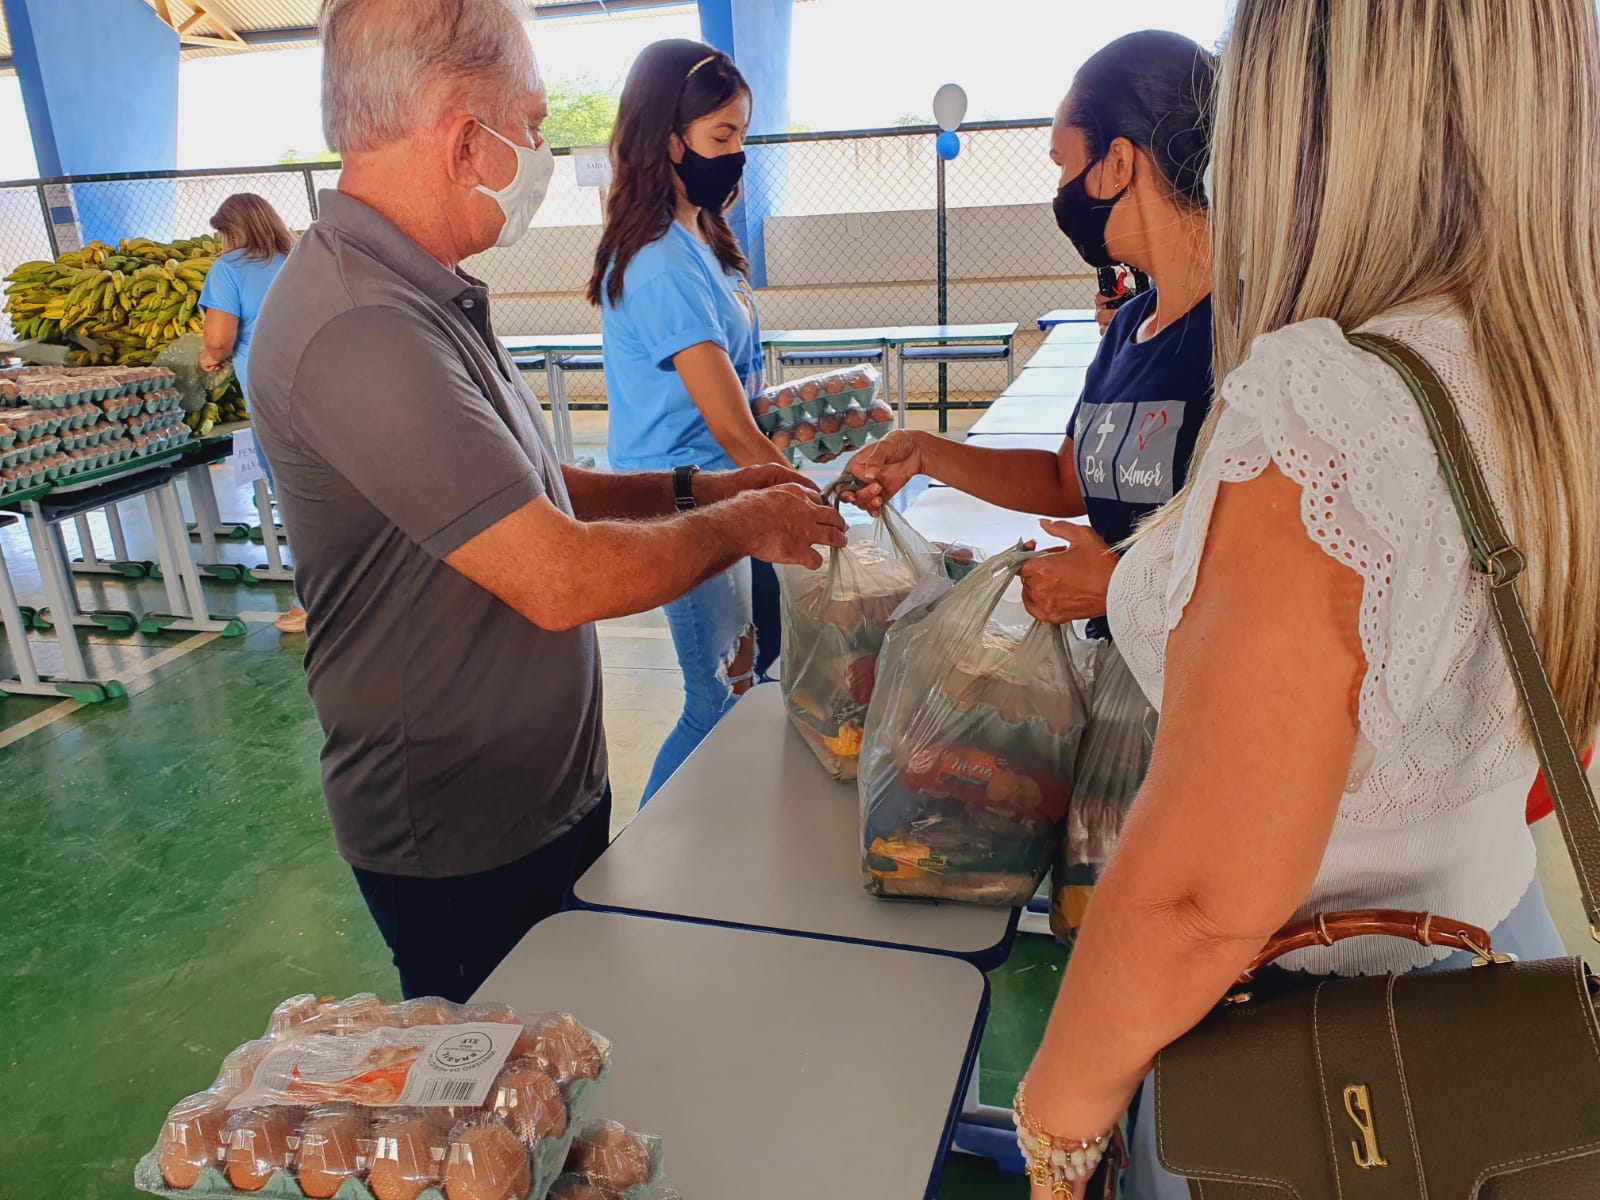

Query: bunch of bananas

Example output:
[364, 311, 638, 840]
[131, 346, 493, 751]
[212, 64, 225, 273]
[4, 236, 244, 417]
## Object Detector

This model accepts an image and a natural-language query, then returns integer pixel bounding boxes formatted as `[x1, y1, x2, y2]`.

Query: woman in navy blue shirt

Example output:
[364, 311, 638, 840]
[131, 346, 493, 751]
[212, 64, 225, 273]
[848, 31, 1215, 635]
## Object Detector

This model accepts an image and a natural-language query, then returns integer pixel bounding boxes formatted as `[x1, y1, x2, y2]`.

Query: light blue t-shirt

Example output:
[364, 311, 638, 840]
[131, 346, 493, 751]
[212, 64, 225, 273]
[601, 222, 763, 472]
[198, 248, 288, 396]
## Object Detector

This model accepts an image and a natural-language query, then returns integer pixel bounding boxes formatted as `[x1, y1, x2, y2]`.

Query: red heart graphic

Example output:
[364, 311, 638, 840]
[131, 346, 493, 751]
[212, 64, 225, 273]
[1137, 410, 1169, 450]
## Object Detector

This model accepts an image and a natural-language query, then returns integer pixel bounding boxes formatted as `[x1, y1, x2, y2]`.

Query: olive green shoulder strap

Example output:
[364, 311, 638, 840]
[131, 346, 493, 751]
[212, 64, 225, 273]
[1348, 331, 1600, 940]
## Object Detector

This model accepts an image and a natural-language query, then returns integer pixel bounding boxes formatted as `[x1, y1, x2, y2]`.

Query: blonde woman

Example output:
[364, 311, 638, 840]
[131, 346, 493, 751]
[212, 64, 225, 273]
[1017, 3, 1600, 1198]
[199, 193, 302, 633]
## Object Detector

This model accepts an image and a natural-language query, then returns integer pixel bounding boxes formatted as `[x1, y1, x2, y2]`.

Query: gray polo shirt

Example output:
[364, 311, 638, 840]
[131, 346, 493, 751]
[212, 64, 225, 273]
[248, 190, 607, 879]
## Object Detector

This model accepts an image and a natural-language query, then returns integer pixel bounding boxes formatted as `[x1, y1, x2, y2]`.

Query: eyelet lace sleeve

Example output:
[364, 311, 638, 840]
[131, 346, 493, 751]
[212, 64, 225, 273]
[1163, 317, 1503, 800]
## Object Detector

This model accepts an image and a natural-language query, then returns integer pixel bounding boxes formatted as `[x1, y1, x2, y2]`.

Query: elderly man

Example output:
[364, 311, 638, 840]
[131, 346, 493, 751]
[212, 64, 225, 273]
[250, 0, 845, 1001]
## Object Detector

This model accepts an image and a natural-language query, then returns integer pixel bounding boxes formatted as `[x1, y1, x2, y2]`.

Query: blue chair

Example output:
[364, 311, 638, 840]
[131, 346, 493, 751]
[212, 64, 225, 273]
[896, 342, 1015, 431]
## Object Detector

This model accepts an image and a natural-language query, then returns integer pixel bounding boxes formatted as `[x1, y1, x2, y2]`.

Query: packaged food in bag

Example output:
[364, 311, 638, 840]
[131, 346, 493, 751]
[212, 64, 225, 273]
[859, 543, 1089, 905]
[1049, 638, 1158, 945]
[777, 487, 944, 780]
[559, 1121, 663, 1198]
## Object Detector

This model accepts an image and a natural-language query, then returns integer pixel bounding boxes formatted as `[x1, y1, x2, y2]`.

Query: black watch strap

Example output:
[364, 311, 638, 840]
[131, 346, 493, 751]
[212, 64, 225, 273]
[673, 465, 700, 511]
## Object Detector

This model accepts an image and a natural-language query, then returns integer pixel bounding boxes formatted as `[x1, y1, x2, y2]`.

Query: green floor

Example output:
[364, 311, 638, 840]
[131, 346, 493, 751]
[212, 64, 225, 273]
[0, 419, 1045, 1199]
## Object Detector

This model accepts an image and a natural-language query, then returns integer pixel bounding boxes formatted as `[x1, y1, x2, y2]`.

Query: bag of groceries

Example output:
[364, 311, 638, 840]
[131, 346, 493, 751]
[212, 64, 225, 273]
[858, 543, 1090, 906]
[776, 481, 944, 780]
[1049, 637, 1158, 944]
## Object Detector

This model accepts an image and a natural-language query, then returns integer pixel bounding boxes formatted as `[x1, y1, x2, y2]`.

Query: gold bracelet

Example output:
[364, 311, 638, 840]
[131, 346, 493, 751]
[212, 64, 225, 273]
[1013, 1081, 1113, 1198]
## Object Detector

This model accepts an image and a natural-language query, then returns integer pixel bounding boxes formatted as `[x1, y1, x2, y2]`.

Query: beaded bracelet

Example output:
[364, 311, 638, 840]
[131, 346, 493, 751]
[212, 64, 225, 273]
[1013, 1082, 1113, 1199]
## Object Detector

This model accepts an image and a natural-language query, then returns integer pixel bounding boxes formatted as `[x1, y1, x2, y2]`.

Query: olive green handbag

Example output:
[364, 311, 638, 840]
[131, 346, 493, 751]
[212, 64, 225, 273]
[1152, 333, 1600, 1198]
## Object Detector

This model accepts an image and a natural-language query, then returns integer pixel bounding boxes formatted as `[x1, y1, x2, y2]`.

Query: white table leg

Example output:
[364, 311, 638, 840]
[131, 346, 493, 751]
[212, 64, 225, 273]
[139, 482, 244, 636]
[145, 489, 190, 618]
[553, 361, 575, 462]
[22, 504, 92, 682]
[74, 515, 102, 566]
[252, 478, 295, 582]
[105, 503, 130, 560]
[0, 533, 51, 697]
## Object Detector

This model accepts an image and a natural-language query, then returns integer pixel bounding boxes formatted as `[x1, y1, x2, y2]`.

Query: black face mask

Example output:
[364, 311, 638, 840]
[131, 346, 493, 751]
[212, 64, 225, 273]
[1053, 159, 1128, 268]
[674, 145, 746, 211]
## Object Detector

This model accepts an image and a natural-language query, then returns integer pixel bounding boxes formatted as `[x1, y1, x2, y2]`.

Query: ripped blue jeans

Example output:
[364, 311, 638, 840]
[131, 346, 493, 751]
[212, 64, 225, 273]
[641, 559, 756, 805]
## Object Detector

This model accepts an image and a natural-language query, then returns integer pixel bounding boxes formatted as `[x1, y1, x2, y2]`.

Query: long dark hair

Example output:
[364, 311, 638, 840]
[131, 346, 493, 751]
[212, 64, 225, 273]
[586, 40, 751, 307]
[1065, 30, 1215, 210]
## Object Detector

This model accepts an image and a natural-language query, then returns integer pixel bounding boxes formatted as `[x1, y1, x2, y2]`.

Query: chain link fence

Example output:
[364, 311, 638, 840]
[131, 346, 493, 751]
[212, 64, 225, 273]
[2, 121, 1094, 412]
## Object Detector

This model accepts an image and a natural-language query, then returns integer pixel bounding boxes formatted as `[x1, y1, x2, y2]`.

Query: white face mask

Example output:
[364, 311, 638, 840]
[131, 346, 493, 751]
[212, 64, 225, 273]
[474, 120, 555, 249]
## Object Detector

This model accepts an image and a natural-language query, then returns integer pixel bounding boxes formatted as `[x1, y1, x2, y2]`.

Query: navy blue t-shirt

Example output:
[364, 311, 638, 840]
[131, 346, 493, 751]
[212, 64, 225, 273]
[1069, 289, 1214, 635]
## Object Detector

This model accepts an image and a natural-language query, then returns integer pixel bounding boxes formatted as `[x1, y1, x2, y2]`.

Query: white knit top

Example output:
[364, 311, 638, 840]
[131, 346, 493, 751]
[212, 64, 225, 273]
[1108, 300, 1539, 974]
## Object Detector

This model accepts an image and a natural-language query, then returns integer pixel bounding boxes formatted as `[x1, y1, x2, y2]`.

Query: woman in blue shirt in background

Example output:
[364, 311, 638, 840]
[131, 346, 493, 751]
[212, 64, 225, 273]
[590, 40, 812, 803]
[847, 32, 1216, 638]
[198, 193, 300, 631]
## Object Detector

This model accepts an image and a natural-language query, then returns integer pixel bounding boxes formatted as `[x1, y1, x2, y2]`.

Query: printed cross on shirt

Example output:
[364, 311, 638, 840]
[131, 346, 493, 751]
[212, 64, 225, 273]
[1091, 412, 1119, 455]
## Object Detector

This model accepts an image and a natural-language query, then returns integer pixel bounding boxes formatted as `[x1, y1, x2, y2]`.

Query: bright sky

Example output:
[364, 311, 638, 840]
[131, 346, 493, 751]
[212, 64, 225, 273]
[0, 0, 1232, 179]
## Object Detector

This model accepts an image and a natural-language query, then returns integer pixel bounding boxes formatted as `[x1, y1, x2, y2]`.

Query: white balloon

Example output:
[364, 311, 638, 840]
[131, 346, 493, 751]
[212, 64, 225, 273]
[932, 83, 968, 132]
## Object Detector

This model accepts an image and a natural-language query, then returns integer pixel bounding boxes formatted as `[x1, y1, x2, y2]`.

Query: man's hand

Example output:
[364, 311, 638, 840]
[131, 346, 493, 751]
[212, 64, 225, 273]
[734, 483, 849, 570]
[695, 462, 817, 506]
[1019, 519, 1118, 625]
[841, 431, 923, 515]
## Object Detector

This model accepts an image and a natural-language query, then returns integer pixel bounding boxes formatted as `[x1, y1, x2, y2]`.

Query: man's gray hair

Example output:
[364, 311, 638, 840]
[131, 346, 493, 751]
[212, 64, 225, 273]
[321, 0, 534, 153]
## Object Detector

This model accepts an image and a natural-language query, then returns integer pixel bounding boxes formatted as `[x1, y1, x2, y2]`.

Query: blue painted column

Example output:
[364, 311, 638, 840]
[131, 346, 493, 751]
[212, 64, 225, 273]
[699, 0, 792, 287]
[4, 0, 179, 246]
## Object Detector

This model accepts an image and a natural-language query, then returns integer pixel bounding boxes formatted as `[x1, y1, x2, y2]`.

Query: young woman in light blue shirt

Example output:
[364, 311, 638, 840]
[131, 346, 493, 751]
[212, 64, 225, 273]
[589, 40, 810, 803]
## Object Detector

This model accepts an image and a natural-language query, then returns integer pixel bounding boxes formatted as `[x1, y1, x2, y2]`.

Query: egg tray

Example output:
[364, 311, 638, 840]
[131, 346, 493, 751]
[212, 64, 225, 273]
[551, 1135, 666, 1200]
[133, 1071, 608, 1200]
[779, 419, 895, 468]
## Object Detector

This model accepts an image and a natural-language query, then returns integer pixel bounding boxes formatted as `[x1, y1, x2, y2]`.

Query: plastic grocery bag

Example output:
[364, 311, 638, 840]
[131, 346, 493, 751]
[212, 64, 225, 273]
[1049, 638, 1158, 944]
[155, 333, 232, 428]
[859, 543, 1090, 906]
[776, 480, 944, 780]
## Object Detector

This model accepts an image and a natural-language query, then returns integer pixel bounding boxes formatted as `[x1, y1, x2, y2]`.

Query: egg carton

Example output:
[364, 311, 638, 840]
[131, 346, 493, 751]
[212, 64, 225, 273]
[136, 997, 614, 1200]
[771, 416, 896, 469]
[752, 364, 882, 432]
[133, 1076, 605, 1200]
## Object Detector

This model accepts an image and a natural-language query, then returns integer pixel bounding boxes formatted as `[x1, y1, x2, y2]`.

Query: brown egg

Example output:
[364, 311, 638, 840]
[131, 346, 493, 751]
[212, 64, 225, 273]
[564, 1121, 651, 1194]
[398, 998, 463, 1028]
[486, 1057, 568, 1148]
[867, 401, 893, 423]
[799, 381, 821, 401]
[369, 1110, 449, 1200]
[818, 413, 842, 435]
[794, 422, 817, 443]
[524, 1014, 604, 1090]
[774, 388, 796, 409]
[770, 429, 793, 451]
[224, 1105, 305, 1191]
[295, 1105, 371, 1199]
[822, 375, 847, 394]
[849, 371, 872, 390]
[157, 1090, 232, 1189]
[444, 1115, 531, 1200]
[753, 393, 774, 416]
[843, 406, 868, 429]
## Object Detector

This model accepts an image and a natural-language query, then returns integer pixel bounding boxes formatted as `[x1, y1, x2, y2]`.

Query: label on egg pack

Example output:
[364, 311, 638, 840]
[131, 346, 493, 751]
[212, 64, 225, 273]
[227, 1022, 520, 1111]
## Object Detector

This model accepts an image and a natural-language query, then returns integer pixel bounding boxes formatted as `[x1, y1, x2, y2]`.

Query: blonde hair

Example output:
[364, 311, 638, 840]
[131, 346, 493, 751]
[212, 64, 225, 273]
[210, 194, 294, 263]
[1155, 0, 1600, 739]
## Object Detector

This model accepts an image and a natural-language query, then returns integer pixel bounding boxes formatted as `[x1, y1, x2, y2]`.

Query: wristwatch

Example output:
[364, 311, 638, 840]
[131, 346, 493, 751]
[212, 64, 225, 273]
[673, 465, 700, 511]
